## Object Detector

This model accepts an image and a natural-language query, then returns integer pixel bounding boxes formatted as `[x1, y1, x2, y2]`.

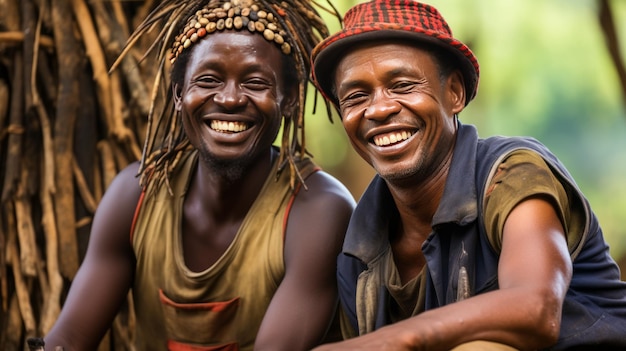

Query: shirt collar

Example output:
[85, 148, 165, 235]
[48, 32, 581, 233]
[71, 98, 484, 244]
[432, 122, 479, 227]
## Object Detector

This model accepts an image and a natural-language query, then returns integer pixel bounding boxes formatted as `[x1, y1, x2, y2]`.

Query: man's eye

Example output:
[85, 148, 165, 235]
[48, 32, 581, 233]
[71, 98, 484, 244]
[392, 82, 416, 92]
[196, 76, 220, 87]
[339, 92, 367, 107]
[243, 79, 271, 90]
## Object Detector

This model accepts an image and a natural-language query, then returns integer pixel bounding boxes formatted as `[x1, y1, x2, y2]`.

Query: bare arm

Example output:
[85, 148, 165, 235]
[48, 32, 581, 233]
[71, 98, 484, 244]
[254, 171, 356, 351]
[313, 196, 572, 351]
[44, 163, 142, 351]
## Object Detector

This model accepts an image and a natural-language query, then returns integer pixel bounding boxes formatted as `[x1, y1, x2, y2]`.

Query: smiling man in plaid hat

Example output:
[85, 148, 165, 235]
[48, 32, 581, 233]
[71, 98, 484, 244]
[311, 1, 626, 350]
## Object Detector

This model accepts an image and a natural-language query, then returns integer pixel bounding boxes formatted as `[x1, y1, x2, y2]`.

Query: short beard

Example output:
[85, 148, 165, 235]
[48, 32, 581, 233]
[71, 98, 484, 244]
[379, 167, 418, 183]
[377, 160, 424, 185]
[199, 153, 249, 184]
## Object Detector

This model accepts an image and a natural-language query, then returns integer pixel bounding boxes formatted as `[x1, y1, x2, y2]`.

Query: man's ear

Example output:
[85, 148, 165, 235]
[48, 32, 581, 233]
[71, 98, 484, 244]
[447, 70, 466, 115]
[173, 83, 183, 111]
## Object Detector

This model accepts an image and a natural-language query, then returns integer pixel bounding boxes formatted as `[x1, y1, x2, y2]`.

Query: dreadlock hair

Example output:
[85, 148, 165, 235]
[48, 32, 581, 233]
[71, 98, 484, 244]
[111, 0, 341, 193]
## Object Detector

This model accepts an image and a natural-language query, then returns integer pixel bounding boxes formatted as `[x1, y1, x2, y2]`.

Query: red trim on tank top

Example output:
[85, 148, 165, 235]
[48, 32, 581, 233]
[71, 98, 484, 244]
[159, 289, 240, 311]
[167, 339, 239, 351]
[130, 190, 146, 244]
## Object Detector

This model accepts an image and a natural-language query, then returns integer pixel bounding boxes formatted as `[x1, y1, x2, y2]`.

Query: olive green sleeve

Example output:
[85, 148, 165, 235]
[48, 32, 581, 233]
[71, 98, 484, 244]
[483, 149, 584, 255]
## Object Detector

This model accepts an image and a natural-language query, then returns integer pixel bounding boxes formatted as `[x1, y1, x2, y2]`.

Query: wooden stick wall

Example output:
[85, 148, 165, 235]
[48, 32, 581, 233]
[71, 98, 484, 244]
[0, 0, 159, 349]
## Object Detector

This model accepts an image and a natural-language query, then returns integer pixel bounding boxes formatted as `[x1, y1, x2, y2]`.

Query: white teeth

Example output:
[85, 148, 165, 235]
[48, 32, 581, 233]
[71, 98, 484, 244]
[373, 131, 413, 146]
[210, 120, 249, 133]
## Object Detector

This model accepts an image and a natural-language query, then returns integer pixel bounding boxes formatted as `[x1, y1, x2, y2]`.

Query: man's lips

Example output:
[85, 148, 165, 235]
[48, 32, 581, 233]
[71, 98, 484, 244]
[209, 120, 250, 133]
[372, 130, 414, 146]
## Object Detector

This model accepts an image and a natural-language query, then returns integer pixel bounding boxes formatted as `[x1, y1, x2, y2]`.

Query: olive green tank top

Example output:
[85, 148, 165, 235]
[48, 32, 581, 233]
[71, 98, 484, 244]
[131, 149, 318, 350]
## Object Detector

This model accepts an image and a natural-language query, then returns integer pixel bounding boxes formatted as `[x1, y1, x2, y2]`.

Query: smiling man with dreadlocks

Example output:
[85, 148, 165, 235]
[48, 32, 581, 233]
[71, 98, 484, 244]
[43, 1, 355, 350]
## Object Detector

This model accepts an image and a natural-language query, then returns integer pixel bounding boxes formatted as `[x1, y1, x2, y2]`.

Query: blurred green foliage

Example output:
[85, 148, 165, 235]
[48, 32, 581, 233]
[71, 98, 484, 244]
[303, 0, 626, 260]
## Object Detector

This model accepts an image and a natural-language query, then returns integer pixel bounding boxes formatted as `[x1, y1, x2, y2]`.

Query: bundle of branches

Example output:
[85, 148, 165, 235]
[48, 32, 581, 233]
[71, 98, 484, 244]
[0, 0, 162, 349]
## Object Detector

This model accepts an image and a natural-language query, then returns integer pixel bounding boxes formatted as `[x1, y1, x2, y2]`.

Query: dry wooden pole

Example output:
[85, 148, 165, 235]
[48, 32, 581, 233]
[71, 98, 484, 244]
[72, 156, 98, 214]
[0, 79, 8, 312]
[14, 165, 38, 278]
[51, 0, 80, 280]
[20, 0, 36, 114]
[6, 202, 37, 341]
[39, 159, 63, 335]
[1, 204, 24, 350]
[0, 32, 54, 48]
[4, 294, 24, 351]
[73, 47, 101, 258]
[98, 140, 120, 190]
[0, 70, 9, 133]
[69, 0, 114, 135]
[1, 52, 24, 203]
[91, 0, 152, 122]
[31, 0, 57, 196]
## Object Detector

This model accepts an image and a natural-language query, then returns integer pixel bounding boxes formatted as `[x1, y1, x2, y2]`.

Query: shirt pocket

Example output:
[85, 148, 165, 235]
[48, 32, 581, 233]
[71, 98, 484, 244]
[160, 289, 240, 350]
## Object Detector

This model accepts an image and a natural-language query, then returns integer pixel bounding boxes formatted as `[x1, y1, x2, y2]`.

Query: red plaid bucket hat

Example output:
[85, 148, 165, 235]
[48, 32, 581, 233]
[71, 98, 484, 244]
[311, 0, 479, 107]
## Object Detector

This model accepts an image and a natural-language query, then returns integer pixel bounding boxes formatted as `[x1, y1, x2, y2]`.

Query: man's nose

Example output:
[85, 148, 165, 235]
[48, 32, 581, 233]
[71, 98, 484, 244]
[363, 90, 400, 121]
[213, 82, 245, 109]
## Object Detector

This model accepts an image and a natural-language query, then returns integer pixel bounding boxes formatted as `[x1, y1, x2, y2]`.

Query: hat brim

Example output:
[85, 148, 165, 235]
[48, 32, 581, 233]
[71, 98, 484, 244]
[312, 28, 478, 107]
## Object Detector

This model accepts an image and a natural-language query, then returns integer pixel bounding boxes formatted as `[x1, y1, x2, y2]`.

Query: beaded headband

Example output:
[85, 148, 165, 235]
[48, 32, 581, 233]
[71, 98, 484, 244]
[169, 0, 292, 64]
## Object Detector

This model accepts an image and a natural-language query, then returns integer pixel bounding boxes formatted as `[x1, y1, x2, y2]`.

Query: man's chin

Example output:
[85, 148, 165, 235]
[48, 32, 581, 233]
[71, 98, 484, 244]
[201, 154, 248, 182]
[376, 164, 421, 183]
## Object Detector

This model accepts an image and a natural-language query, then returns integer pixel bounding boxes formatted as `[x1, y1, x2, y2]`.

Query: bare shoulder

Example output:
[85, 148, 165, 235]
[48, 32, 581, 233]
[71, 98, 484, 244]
[294, 170, 356, 217]
[89, 162, 143, 251]
[103, 162, 142, 200]
[290, 170, 356, 230]
[285, 170, 355, 248]
[96, 162, 142, 221]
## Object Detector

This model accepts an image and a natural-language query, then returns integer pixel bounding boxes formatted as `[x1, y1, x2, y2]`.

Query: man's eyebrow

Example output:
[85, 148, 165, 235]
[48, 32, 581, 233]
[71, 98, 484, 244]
[337, 78, 368, 94]
[337, 67, 418, 92]
[384, 66, 419, 79]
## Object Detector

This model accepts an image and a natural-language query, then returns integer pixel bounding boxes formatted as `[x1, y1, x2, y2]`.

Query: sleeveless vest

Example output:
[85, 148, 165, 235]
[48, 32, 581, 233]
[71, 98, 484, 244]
[131, 149, 317, 350]
[339, 122, 626, 350]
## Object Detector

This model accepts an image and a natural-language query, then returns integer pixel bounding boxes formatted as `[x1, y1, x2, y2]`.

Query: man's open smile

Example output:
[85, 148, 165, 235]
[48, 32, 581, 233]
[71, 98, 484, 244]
[209, 120, 250, 133]
[372, 130, 414, 146]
